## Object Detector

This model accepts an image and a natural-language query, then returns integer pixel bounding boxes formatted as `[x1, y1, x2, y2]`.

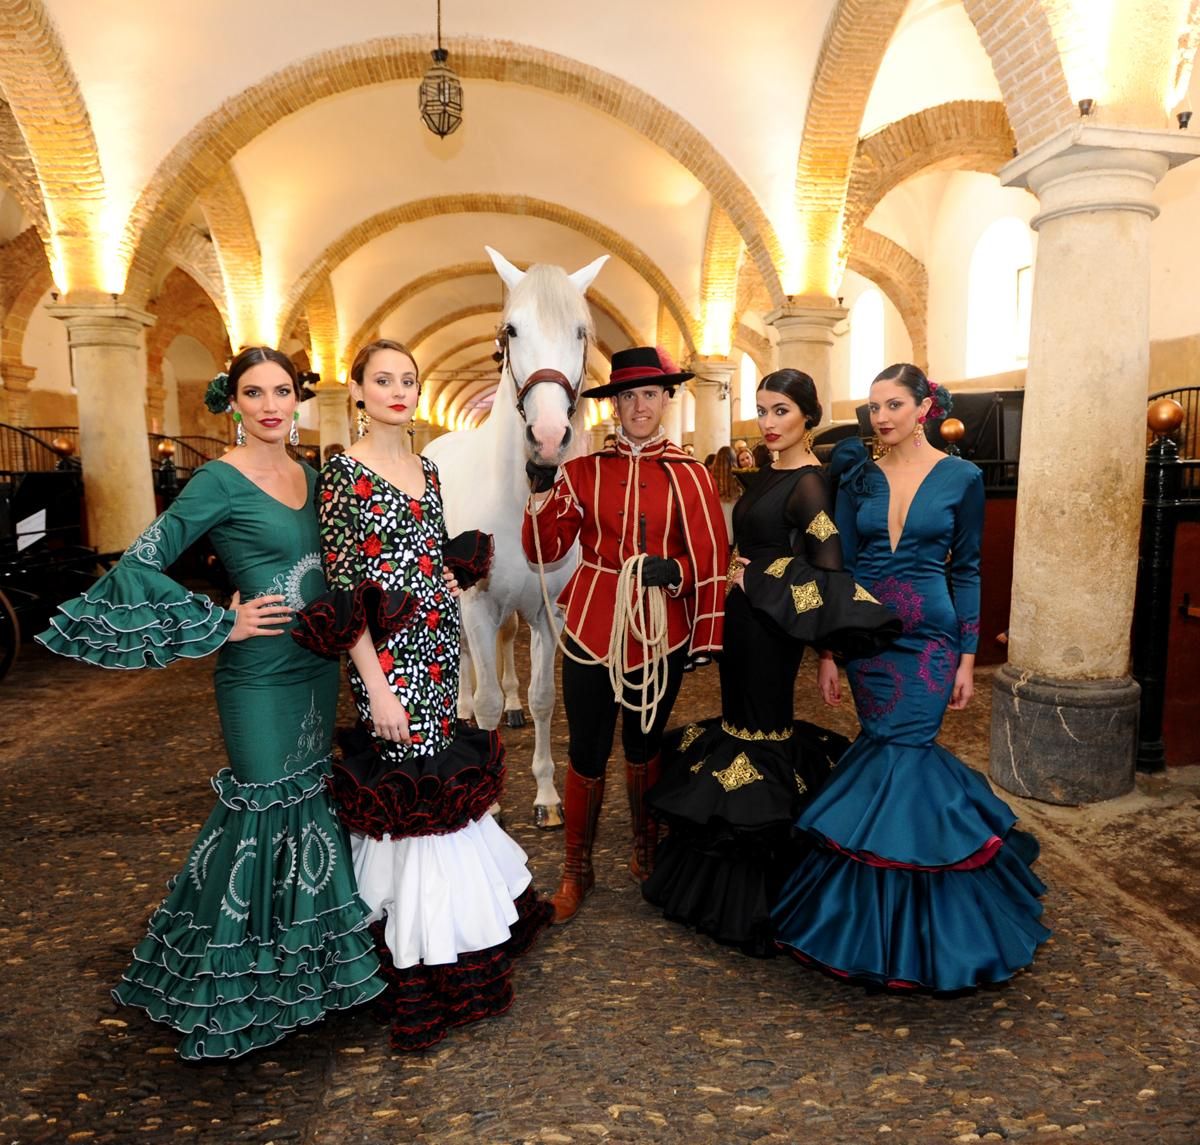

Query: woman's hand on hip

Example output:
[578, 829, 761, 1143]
[227, 592, 291, 641]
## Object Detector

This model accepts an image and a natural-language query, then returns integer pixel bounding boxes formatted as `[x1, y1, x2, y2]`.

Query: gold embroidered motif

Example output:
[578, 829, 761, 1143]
[690, 759, 705, 774]
[791, 581, 823, 614]
[726, 547, 742, 590]
[678, 724, 704, 753]
[764, 557, 792, 579]
[795, 773, 808, 795]
[853, 583, 879, 604]
[805, 511, 839, 542]
[721, 720, 793, 742]
[713, 753, 763, 792]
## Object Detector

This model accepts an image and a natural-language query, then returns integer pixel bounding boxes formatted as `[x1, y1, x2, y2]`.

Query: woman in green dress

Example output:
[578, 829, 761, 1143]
[37, 346, 384, 1059]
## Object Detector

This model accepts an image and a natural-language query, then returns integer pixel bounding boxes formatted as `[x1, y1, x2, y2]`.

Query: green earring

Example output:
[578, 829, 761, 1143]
[231, 409, 245, 446]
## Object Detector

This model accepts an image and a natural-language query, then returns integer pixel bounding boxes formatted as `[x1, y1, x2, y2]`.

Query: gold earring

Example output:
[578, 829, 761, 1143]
[355, 399, 369, 438]
[871, 433, 889, 459]
[914, 419, 926, 447]
[801, 428, 815, 452]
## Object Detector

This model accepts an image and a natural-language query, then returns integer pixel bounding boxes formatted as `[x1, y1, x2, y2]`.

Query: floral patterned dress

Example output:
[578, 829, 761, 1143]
[295, 452, 551, 1051]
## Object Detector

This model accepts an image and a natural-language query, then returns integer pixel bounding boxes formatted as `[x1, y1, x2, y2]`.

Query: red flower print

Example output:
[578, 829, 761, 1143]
[435, 643, 445, 655]
[363, 534, 383, 558]
[353, 475, 373, 499]
[410, 733, 423, 745]
[372, 503, 386, 515]
[409, 499, 423, 522]
[325, 552, 337, 564]
[424, 537, 436, 551]
[396, 676, 408, 689]
[418, 554, 434, 578]
[429, 662, 443, 685]
[440, 716, 451, 738]
[434, 592, 444, 605]
[378, 649, 394, 674]
[380, 561, 393, 573]
[426, 609, 440, 630]
[321, 489, 333, 502]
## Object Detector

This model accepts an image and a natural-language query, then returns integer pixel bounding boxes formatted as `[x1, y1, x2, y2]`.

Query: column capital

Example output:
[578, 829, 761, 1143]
[764, 304, 848, 346]
[47, 302, 156, 350]
[687, 355, 737, 389]
[1002, 124, 1200, 229]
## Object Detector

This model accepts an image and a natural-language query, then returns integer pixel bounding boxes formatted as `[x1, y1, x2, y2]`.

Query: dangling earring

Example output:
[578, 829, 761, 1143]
[801, 427, 815, 453]
[289, 411, 300, 447]
[355, 399, 369, 439]
[871, 433, 889, 460]
[914, 416, 926, 447]
[232, 409, 246, 447]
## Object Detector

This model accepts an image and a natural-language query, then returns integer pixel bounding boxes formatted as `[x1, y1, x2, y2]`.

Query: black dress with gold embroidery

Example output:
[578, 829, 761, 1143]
[644, 465, 899, 956]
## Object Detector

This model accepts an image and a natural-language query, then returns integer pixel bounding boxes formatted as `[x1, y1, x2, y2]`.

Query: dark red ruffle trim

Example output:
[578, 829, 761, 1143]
[443, 530, 494, 591]
[370, 887, 554, 1052]
[817, 833, 1004, 872]
[781, 945, 920, 991]
[292, 580, 418, 657]
[331, 727, 506, 839]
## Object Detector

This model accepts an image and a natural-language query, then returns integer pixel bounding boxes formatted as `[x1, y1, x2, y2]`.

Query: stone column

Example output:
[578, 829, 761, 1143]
[989, 126, 1200, 804]
[764, 302, 846, 423]
[314, 378, 351, 454]
[688, 355, 736, 460]
[661, 392, 684, 447]
[0, 362, 36, 426]
[49, 303, 156, 552]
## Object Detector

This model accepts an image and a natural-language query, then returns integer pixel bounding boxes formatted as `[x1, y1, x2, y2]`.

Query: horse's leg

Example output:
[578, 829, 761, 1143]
[497, 612, 525, 728]
[526, 608, 564, 829]
[461, 594, 508, 823]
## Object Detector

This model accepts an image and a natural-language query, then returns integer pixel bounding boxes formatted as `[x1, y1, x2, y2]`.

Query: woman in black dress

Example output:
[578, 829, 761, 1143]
[643, 369, 899, 955]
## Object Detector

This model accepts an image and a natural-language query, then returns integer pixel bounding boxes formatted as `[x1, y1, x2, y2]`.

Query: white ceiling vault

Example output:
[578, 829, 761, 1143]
[6, 0, 1196, 425]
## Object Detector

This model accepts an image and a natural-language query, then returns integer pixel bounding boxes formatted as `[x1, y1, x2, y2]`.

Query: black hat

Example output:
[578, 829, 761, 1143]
[584, 346, 693, 400]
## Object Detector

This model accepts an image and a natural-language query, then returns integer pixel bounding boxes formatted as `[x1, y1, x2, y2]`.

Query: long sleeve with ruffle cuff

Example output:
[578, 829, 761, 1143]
[37, 564, 233, 669]
[36, 466, 236, 670]
[443, 530, 493, 591]
[741, 556, 901, 660]
[292, 581, 418, 658]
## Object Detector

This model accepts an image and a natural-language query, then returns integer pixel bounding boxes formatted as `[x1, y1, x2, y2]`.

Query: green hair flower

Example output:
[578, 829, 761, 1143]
[204, 373, 231, 414]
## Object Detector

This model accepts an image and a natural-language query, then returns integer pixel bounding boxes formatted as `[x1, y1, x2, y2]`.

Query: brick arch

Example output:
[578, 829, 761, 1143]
[845, 228, 928, 371]
[163, 225, 232, 332]
[305, 274, 339, 380]
[843, 101, 1015, 242]
[348, 262, 643, 371]
[960, 0, 1076, 150]
[0, 101, 48, 239]
[198, 165, 263, 347]
[118, 36, 786, 311]
[698, 204, 744, 355]
[732, 323, 772, 379]
[0, 0, 106, 292]
[0, 225, 52, 374]
[409, 304, 501, 358]
[278, 196, 697, 358]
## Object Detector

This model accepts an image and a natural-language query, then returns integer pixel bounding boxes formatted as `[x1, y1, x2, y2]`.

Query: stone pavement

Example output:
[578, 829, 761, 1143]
[1, 642, 1198, 1145]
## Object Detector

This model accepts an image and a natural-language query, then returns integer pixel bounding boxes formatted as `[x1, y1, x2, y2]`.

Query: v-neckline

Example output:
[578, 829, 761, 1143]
[875, 456, 950, 554]
[347, 454, 428, 502]
[213, 458, 310, 512]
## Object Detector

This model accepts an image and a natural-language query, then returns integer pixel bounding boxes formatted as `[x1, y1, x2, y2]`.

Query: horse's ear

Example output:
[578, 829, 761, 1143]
[485, 246, 525, 291]
[568, 254, 609, 295]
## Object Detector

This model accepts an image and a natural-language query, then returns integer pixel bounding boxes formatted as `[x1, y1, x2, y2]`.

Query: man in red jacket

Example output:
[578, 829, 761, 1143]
[522, 346, 728, 923]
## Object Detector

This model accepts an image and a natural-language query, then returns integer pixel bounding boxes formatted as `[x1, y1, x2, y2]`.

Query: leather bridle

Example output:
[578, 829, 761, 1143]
[496, 324, 588, 421]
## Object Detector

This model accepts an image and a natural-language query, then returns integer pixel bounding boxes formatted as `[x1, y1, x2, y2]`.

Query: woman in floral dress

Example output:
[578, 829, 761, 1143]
[294, 339, 551, 1050]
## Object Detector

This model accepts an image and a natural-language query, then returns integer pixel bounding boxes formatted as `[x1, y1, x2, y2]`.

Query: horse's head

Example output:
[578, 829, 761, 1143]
[486, 245, 608, 467]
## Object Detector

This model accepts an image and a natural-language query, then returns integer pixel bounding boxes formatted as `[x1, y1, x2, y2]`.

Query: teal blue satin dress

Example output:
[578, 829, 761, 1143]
[771, 439, 1049, 991]
[38, 461, 384, 1058]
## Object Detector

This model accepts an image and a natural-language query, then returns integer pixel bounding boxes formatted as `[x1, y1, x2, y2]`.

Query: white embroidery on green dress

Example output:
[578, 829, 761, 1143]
[125, 517, 166, 568]
[188, 826, 224, 892]
[282, 694, 326, 773]
[269, 552, 322, 609]
[273, 828, 298, 891]
[299, 824, 337, 896]
[221, 837, 257, 921]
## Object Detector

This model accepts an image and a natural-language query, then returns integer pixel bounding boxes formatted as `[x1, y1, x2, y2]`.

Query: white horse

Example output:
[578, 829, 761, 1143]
[424, 246, 608, 828]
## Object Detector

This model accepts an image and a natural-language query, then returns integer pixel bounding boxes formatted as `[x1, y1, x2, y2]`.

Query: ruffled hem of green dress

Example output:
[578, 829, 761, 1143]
[210, 754, 330, 811]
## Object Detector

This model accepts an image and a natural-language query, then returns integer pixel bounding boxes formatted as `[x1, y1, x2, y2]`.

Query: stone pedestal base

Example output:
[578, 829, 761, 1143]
[989, 666, 1139, 805]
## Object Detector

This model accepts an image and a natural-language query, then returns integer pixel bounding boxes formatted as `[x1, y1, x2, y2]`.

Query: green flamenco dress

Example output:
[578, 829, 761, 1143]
[37, 461, 384, 1059]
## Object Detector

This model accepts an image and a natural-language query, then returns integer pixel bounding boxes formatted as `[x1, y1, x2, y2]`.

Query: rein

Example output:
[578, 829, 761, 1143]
[497, 326, 588, 420]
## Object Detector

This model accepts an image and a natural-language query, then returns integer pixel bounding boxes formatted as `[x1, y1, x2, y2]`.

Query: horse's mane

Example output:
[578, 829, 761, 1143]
[505, 263, 595, 343]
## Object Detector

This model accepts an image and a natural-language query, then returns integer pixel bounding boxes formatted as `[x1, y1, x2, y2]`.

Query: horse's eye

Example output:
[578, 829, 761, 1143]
[504, 323, 517, 338]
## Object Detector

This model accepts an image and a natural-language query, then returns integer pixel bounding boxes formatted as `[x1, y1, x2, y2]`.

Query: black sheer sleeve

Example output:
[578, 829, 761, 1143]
[783, 468, 845, 571]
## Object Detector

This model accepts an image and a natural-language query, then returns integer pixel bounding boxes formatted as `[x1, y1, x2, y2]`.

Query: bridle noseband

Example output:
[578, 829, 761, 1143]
[497, 326, 588, 420]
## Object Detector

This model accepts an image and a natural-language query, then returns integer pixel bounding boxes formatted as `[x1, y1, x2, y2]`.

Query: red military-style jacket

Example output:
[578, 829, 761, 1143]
[521, 434, 728, 668]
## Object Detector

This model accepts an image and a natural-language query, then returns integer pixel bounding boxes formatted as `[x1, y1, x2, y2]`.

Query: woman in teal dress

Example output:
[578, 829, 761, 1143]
[772, 363, 1050, 991]
[37, 346, 384, 1059]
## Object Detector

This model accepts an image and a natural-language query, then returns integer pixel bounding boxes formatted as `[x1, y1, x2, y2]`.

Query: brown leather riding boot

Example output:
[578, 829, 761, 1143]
[550, 764, 605, 924]
[627, 753, 662, 883]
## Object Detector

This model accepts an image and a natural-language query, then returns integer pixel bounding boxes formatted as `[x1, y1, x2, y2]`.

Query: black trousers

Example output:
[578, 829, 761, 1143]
[561, 636, 689, 778]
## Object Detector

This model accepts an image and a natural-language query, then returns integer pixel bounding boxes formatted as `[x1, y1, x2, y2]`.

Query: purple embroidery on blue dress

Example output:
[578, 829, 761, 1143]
[849, 656, 904, 718]
[917, 638, 959, 694]
[870, 577, 924, 634]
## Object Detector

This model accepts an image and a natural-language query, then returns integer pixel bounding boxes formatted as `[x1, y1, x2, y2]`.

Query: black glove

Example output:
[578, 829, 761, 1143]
[526, 459, 558, 493]
[640, 556, 682, 588]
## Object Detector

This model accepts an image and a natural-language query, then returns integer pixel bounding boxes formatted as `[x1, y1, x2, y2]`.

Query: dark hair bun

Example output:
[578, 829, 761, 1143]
[757, 368, 822, 429]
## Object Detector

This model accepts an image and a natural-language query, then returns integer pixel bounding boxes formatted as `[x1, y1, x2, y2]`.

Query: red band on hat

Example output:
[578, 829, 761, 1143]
[610, 365, 666, 382]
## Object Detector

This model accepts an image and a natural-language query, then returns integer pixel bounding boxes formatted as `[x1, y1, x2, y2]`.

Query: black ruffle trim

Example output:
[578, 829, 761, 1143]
[443, 530, 494, 591]
[292, 580, 418, 657]
[331, 725, 506, 839]
[370, 888, 554, 1052]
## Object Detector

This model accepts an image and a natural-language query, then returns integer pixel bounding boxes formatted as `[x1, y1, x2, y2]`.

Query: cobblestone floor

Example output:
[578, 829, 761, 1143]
[2, 641, 1198, 1144]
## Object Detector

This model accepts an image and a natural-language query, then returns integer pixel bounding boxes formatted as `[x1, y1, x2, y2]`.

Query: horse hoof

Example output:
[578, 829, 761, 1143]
[534, 803, 564, 830]
[504, 709, 526, 729]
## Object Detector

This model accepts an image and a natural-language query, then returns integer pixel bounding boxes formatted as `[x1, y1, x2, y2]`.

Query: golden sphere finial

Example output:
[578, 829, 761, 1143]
[940, 417, 966, 444]
[156, 438, 176, 458]
[1147, 398, 1184, 436]
[51, 436, 76, 457]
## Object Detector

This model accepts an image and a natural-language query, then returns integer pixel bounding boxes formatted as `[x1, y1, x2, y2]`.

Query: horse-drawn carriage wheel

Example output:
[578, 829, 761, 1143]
[0, 589, 19, 683]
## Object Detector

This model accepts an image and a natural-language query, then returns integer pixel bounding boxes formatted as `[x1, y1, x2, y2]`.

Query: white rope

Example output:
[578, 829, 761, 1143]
[528, 484, 673, 736]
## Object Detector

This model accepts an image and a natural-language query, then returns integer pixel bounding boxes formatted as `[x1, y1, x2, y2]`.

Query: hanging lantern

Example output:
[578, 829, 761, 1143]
[419, 1, 462, 138]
